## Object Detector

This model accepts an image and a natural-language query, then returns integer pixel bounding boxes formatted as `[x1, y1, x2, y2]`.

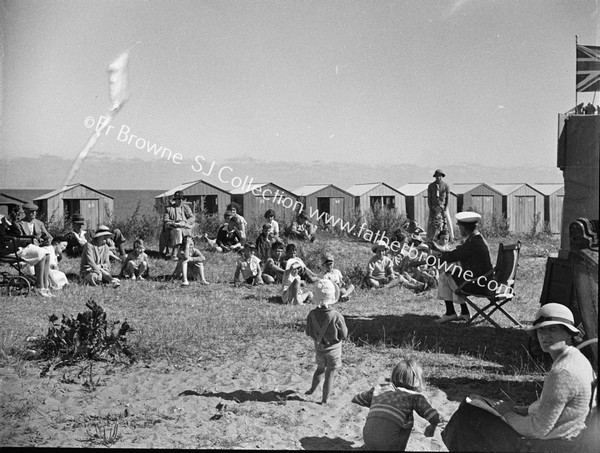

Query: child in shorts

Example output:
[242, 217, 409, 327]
[233, 243, 263, 285]
[352, 357, 440, 451]
[121, 238, 149, 280]
[281, 260, 313, 305]
[323, 253, 355, 301]
[305, 279, 347, 404]
[261, 241, 286, 284]
[173, 236, 209, 286]
[365, 241, 397, 288]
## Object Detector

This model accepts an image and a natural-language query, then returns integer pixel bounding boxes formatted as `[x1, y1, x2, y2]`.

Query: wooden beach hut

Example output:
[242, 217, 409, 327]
[397, 183, 457, 231]
[33, 184, 114, 227]
[230, 182, 298, 224]
[452, 183, 503, 219]
[491, 183, 545, 234]
[346, 182, 406, 215]
[155, 180, 231, 215]
[292, 184, 355, 223]
[530, 183, 565, 234]
[0, 193, 27, 217]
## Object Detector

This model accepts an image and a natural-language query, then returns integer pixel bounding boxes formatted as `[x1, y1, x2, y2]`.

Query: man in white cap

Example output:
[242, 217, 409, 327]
[80, 225, 120, 287]
[430, 211, 492, 323]
[427, 169, 451, 241]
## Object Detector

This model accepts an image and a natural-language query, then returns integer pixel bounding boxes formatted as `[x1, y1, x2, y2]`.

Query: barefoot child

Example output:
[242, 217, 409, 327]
[233, 243, 264, 285]
[352, 357, 440, 451]
[173, 236, 209, 286]
[305, 279, 347, 404]
[323, 253, 355, 301]
[282, 260, 313, 304]
[365, 240, 397, 288]
[261, 241, 286, 284]
[121, 238, 149, 280]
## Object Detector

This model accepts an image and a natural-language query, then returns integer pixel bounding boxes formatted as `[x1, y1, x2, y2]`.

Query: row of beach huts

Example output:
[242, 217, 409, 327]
[1, 180, 565, 235]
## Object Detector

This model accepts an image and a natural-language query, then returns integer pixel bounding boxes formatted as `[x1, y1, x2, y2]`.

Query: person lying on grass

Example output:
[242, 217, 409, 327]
[365, 240, 397, 289]
[322, 253, 354, 301]
[173, 235, 209, 286]
[352, 357, 440, 451]
[120, 238, 149, 280]
[282, 243, 318, 283]
[305, 279, 347, 405]
[233, 243, 264, 286]
[80, 225, 120, 288]
[281, 260, 313, 305]
[261, 241, 286, 284]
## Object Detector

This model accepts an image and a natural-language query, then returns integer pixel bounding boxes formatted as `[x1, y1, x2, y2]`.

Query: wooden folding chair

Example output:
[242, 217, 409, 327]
[455, 241, 522, 329]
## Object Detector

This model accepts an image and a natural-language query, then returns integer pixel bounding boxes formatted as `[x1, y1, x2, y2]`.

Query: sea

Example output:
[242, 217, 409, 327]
[0, 189, 163, 220]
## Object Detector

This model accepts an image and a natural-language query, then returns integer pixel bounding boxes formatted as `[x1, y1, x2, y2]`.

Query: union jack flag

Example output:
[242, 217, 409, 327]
[576, 44, 600, 92]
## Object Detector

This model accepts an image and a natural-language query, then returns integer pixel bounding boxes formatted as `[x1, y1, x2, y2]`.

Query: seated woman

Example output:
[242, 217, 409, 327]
[442, 303, 595, 452]
[80, 226, 121, 287]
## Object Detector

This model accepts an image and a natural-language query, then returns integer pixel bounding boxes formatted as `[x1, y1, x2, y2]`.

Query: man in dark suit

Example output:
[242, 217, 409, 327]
[16, 202, 53, 246]
[430, 211, 492, 323]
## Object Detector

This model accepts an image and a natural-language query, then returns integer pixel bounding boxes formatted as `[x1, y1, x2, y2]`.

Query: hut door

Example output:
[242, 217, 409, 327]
[516, 196, 536, 233]
[553, 195, 564, 234]
[471, 195, 494, 217]
[330, 198, 344, 220]
[80, 199, 100, 228]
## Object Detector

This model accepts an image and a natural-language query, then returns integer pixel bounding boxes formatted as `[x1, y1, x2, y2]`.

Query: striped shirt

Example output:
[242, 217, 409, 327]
[353, 383, 440, 429]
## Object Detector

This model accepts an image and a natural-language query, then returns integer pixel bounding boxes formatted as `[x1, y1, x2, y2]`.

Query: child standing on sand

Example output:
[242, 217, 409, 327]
[305, 279, 347, 404]
[352, 357, 440, 451]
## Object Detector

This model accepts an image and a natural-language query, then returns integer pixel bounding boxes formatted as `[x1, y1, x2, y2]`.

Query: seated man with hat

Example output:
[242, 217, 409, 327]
[289, 211, 318, 242]
[64, 214, 91, 257]
[365, 240, 398, 289]
[16, 202, 53, 246]
[162, 191, 195, 258]
[429, 211, 492, 323]
[80, 225, 120, 287]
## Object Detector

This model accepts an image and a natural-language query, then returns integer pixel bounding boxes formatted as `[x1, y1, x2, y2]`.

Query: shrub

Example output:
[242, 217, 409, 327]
[110, 201, 163, 242]
[30, 299, 134, 366]
[361, 207, 407, 241]
[478, 213, 510, 238]
[195, 210, 222, 238]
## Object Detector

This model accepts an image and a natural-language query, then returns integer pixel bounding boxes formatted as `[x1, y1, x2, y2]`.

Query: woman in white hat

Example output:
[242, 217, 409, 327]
[80, 226, 120, 287]
[442, 303, 594, 452]
[430, 211, 492, 323]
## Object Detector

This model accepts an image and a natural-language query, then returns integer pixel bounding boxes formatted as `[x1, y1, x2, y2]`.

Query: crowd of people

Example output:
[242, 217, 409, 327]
[1, 181, 596, 452]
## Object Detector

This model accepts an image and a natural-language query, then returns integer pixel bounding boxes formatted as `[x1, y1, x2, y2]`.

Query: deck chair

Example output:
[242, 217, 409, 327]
[455, 241, 521, 329]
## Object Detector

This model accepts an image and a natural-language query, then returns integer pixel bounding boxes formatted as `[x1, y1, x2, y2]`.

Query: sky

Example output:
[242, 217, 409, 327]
[0, 0, 598, 189]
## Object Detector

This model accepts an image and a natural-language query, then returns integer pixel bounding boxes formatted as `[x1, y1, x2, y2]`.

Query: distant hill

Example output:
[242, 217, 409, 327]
[1, 155, 563, 191]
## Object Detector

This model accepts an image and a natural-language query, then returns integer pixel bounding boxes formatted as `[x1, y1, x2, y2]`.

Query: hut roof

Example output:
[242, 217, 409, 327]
[293, 184, 353, 197]
[491, 183, 543, 196]
[346, 182, 401, 196]
[529, 183, 564, 195]
[0, 192, 27, 205]
[155, 179, 229, 199]
[229, 182, 295, 196]
[34, 184, 113, 201]
[451, 183, 485, 194]
[396, 183, 430, 196]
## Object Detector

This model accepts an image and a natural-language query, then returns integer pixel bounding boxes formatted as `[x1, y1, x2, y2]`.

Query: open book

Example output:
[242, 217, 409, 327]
[465, 394, 507, 422]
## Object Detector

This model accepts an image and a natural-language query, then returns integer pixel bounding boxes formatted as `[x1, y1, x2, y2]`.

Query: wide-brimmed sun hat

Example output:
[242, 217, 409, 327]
[526, 303, 580, 336]
[372, 240, 389, 252]
[433, 169, 446, 177]
[22, 202, 38, 211]
[313, 279, 340, 307]
[93, 225, 114, 239]
[286, 258, 303, 270]
[455, 212, 481, 224]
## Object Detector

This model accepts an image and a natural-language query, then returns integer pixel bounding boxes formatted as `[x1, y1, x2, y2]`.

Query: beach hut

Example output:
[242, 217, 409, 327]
[0, 193, 27, 217]
[230, 182, 298, 224]
[346, 182, 406, 215]
[155, 180, 231, 215]
[292, 184, 355, 224]
[34, 184, 114, 227]
[530, 183, 565, 234]
[397, 183, 457, 231]
[491, 183, 545, 234]
[452, 183, 503, 219]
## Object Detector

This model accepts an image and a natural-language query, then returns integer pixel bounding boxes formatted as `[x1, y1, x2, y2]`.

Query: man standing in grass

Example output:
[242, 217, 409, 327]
[427, 169, 450, 241]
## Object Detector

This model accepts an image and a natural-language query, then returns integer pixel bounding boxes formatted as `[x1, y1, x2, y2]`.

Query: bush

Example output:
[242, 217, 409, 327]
[478, 213, 510, 238]
[109, 201, 163, 242]
[195, 211, 222, 238]
[360, 207, 407, 241]
[30, 299, 134, 366]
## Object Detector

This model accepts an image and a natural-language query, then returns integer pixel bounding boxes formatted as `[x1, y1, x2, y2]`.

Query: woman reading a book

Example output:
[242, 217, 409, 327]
[442, 303, 594, 452]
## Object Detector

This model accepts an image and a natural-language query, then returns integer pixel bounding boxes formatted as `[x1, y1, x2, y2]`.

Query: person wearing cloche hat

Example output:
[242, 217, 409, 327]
[427, 169, 452, 242]
[305, 279, 348, 405]
[429, 211, 492, 324]
[80, 225, 120, 287]
[365, 240, 397, 288]
[442, 302, 594, 451]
